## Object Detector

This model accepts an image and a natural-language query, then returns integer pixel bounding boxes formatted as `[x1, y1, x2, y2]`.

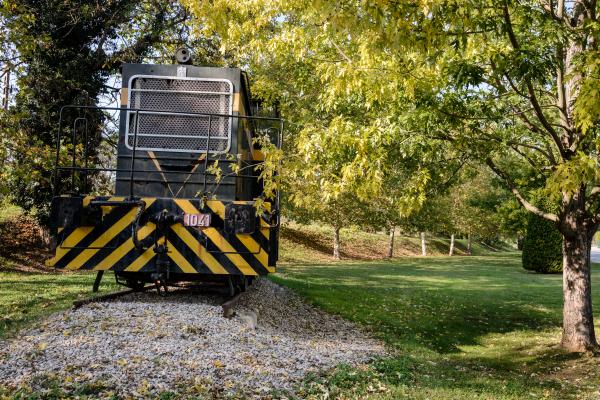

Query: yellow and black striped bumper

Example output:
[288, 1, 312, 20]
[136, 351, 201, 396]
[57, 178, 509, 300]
[46, 196, 276, 276]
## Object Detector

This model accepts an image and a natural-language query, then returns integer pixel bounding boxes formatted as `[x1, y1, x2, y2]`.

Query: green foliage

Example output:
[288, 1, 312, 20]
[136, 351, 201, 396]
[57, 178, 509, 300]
[398, 167, 518, 243]
[184, 0, 600, 231]
[0, 1, 221, 222]
[183, 1, 600, 347]
[184, 0, 462, 231]
[497, 199, 529, 239]
[522, 203, 563, 274]
[0, 200, 24, 223]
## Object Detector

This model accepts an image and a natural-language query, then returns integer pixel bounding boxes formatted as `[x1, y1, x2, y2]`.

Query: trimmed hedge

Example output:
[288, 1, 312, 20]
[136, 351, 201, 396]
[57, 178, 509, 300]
[522, 208, 563, 274]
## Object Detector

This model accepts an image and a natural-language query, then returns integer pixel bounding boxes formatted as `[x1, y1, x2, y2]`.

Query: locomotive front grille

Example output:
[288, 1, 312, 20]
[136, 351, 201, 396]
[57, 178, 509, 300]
[126, 75, 233, 153]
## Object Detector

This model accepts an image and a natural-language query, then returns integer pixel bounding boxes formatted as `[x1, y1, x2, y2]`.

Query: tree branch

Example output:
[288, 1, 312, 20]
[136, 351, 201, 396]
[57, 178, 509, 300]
[508, 144, 544, 168]
[503, 73, 529, 99]
[542, 0, 572, 26]
[511, 141, 555, 163]
[486, 158, 560, 222]
[502, 3, 567, 159]
[102, 3, 170, 71]
[330, 40, 352, 63]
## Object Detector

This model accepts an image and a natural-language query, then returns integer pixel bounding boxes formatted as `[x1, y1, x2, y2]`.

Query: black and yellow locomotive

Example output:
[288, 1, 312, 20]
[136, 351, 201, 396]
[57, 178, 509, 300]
[46, 51, 282, 294]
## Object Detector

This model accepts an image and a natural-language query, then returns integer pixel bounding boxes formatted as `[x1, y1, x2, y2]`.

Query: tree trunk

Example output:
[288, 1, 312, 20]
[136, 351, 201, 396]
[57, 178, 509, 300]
[2, 68, 9, 110]
[420, 232, 426, 256]
[387, 225, 395, 258]
[561, 228, 598, 352]
[517, 236, 523, 250]
[449, 233, 455, 256]
[467, 232, 472, 255]
[333, 226, 341, 260]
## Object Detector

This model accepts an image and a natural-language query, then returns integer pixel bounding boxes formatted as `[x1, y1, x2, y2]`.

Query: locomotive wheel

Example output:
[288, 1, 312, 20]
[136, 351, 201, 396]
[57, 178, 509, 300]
[155, 280, 168, 297]
[125, 279, 146, 292]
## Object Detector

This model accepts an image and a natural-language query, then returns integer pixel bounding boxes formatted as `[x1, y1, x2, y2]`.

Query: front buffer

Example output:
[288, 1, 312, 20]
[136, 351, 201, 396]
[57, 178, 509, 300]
[47, 196, 277, 289]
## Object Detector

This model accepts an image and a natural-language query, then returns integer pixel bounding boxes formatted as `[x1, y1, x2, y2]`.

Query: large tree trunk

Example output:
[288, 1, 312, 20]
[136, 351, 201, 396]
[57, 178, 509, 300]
[449, 233, 455, 256]
[420, 232, 426, 256]
[333, 226, 341, 260]
[387, 225, 395, 258]
[561, 227, 598, 352]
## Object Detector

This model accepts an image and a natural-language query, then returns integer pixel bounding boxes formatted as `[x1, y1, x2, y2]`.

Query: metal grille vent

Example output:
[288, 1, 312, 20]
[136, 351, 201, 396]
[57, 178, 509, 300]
[126, 75, 233, 153]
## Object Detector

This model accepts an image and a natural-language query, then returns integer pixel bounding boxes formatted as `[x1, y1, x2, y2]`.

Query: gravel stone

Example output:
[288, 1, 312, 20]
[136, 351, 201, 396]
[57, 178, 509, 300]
[237, 310, 258, 330]
[0, 279, 385, 398]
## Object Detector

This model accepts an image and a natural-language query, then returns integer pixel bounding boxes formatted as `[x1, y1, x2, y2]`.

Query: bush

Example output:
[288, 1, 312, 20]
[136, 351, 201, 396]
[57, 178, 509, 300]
[522, 204, 563, 273]
[0, 204, 46, 255]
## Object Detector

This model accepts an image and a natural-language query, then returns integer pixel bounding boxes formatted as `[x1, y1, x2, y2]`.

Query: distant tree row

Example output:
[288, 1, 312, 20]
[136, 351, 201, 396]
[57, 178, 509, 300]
[284, 166, 528, 260]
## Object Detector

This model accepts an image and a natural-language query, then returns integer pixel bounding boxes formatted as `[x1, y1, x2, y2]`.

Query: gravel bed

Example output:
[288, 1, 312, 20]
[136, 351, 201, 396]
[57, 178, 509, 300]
[0, 279, 385, 398]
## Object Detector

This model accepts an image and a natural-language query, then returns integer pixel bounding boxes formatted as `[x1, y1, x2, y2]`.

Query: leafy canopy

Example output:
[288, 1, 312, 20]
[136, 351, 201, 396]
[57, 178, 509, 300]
[183, 0, 461, 220]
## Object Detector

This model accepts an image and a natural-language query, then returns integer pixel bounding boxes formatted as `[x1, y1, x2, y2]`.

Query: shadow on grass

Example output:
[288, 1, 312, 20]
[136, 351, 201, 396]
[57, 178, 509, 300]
[274, 254, 600, 398]
[273, 255, 565, 354]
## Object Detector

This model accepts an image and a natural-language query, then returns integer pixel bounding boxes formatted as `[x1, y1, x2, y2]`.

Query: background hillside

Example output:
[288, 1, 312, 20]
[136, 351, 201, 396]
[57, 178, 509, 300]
[279, 222, 512, 264]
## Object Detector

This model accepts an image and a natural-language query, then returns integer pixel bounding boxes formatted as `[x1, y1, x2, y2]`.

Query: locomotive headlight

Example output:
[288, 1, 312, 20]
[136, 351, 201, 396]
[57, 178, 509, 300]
[224, 204, 257, 235]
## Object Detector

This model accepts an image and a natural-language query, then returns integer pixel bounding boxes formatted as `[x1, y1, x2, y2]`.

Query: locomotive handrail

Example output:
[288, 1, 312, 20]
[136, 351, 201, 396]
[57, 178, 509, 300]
[53, 104, 283, 200]
[57, 104, 284, 122]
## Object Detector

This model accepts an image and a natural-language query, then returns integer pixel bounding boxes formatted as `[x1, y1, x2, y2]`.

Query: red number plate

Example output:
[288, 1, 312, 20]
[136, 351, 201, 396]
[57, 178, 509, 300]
[183, 213, 211, 227]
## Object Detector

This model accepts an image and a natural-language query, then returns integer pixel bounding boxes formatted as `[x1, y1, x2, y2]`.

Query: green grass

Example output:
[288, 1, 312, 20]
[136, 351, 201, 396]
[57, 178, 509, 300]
[0, 269, 118, 338]
[271, 255, 600, 399]
[3, 244, 600, 399]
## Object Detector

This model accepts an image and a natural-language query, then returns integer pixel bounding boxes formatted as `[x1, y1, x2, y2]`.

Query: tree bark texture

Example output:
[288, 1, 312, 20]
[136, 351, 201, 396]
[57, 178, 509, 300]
[449, 233, 455, 256]
[333, 226, 341, 260]
[421, 232, 426, 256]
[560, 219, 598, 352]
[387, 225, 395, 258]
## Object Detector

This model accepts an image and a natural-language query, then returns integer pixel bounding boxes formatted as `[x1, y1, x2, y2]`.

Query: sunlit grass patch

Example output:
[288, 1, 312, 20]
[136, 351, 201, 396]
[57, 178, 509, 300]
[272, 255, 600, 399]
[0, 270, 118, 338]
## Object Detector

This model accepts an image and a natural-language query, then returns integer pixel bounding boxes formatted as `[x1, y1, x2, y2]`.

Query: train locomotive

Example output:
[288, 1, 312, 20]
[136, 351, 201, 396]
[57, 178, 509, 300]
[46, 50, 282, 295]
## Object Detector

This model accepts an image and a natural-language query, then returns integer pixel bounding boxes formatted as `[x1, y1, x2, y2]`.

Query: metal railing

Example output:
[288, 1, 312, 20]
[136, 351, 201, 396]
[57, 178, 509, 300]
[53, 105, 283, 204]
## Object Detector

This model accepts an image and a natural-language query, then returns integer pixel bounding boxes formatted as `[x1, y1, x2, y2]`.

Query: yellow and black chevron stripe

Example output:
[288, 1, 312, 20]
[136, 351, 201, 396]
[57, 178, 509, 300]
[46, 196, 275, 276]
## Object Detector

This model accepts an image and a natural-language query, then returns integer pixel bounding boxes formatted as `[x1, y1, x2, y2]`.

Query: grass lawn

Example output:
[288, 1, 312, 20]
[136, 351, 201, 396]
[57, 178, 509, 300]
[0, 269, 118, 338]
[271, 254, 600, 399]
[3, 253, 600, 399]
